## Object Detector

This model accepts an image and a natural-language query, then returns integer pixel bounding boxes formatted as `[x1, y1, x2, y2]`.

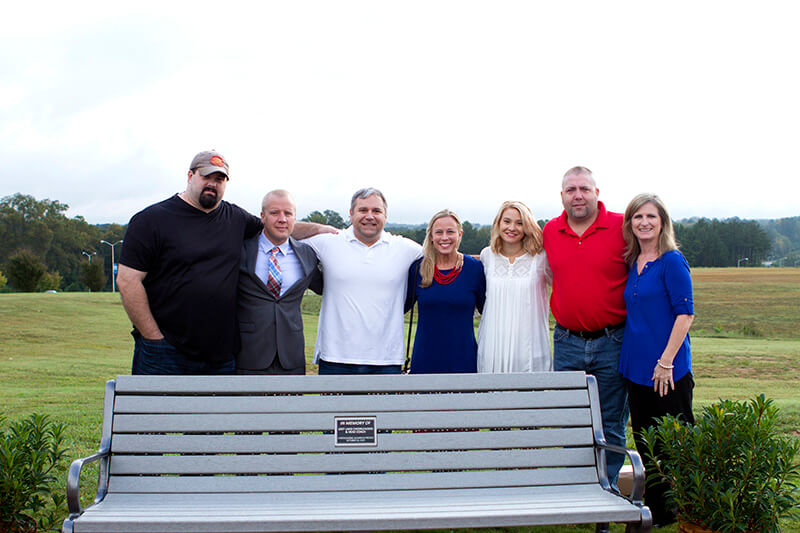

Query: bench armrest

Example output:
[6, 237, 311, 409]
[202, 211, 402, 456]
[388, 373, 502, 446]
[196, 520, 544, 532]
[595, 441, 646, 505]
[66, 445, 110, 518]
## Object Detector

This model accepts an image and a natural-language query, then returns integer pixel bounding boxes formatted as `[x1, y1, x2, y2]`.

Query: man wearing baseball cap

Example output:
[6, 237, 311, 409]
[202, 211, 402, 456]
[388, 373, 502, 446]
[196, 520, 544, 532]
[117, 150, 289, 374]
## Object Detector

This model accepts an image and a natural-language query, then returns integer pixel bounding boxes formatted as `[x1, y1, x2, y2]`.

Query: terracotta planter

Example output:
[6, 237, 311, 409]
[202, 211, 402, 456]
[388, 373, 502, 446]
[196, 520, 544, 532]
[0, 515, 37, 533]
[679, 523, 716, 533]
[679, 522, 756, 533]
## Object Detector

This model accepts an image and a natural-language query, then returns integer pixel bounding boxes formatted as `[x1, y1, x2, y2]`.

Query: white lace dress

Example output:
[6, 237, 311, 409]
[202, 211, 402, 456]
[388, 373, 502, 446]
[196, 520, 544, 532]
[477, 247, 552, 373]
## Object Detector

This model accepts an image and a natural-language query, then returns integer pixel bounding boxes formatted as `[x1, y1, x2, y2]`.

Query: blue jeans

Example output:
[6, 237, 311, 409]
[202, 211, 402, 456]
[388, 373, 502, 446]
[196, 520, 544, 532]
[132, 334, 235, 375]
[317, 359, 402, 375]
[553, 324, 629, 489]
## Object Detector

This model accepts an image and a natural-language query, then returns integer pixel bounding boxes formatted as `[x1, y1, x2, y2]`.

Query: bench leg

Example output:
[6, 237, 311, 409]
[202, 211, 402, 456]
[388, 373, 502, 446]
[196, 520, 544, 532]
[596, 523, 610, 533]
[625, 505, 653, 533]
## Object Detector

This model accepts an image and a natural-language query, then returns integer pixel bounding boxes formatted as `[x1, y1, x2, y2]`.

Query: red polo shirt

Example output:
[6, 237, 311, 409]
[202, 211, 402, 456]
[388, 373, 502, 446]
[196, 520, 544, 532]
[543, 201, 627, 332]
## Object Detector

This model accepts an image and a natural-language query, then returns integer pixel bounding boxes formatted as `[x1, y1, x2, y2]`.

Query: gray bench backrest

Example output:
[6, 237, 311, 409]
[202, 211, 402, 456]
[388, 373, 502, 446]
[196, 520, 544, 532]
[105, 372, 598, 494]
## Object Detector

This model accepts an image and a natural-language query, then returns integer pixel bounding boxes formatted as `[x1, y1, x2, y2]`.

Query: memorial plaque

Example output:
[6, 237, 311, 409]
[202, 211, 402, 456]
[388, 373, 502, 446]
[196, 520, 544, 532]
[334, 416, 377, 446]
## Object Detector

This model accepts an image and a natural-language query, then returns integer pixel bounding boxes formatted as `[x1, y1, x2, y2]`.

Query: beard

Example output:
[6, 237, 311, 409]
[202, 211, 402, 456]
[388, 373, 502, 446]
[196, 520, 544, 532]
[199, 188, 219, 209]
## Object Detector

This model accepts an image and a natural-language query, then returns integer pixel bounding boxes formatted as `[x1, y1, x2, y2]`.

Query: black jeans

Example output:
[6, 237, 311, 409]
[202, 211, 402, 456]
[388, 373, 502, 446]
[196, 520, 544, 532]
[627, 373, 695, 525]
[132, 333, 235, 375]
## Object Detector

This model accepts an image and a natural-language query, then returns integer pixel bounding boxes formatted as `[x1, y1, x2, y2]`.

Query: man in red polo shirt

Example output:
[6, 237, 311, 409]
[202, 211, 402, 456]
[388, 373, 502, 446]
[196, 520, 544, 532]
[543, 166, 629, 489]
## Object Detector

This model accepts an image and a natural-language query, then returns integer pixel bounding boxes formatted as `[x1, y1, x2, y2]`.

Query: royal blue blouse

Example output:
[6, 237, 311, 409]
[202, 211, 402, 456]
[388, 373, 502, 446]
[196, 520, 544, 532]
[619, 250, 694, 386]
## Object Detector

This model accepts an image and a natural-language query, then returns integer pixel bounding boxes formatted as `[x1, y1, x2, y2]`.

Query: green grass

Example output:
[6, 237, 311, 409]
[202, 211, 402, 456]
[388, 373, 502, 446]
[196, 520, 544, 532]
[2, 268, 800, 532]
[691, 267, 800, 338]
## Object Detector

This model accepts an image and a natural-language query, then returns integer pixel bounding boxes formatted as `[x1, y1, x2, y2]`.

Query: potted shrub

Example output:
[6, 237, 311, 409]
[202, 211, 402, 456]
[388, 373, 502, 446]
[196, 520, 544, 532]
[1, 414, 67, 533]
[642, 394, 800, 532]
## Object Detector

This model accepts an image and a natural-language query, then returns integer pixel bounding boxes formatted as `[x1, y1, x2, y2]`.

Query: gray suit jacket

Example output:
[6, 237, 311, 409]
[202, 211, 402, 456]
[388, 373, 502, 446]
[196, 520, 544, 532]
[236, 235, 321, 371]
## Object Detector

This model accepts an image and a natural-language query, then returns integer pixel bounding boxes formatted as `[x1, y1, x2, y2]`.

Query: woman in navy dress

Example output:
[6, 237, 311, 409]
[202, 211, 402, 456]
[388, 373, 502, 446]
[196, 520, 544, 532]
[619, 193, 695, 527]
[405, 209, 486, 373]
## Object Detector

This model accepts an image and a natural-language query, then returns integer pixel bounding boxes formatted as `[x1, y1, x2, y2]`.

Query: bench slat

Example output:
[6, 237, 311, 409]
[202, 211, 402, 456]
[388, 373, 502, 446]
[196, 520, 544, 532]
[112, 407, 591, 433]
[109, 446, 596, 475]
[112, 371, 589, 394]
[111, 427, 594, 453]
[107, 467, 599, 493]
[113, 389, 589, 414]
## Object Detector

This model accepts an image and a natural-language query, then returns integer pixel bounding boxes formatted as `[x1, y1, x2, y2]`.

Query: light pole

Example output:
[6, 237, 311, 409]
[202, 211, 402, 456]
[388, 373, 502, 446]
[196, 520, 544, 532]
[82, 251, 97, 262]
[100, 240, 123, 292]
[737, 257, 749, 268]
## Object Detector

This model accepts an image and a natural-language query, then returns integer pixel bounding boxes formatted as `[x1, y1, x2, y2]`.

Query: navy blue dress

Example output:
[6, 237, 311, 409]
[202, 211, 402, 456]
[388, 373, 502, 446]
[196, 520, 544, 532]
[405, 255, 486, 373]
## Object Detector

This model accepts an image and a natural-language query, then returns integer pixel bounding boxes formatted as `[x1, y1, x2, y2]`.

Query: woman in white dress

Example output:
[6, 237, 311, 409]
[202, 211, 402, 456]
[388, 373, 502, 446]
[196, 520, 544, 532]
[477, 200, 552, 372]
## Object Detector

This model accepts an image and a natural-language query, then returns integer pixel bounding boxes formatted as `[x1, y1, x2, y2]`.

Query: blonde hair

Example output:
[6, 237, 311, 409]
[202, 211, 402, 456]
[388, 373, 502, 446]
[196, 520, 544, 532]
[622, 193, 678, 265]
[419, 209, 463, 288]
[489, 201, 543, 256]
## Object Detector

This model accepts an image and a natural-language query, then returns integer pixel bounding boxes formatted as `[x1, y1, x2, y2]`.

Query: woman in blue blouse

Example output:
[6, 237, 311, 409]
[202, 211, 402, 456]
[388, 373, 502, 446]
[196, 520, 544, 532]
[620, 193, 695, 527]
[405, 209, 486, 373]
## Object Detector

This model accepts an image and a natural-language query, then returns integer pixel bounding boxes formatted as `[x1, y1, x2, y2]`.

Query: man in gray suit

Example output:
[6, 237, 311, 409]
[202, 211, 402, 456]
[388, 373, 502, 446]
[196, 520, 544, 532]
[236, 190, 322, 374]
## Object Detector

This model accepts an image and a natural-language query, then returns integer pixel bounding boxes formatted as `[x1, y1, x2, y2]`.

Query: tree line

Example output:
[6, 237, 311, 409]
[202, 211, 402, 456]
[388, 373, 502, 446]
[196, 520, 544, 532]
[674, 218, 772, 268]
[0, 194, 124, 292]
[0, 194, 793, 292]
[304, 209, 779, 266]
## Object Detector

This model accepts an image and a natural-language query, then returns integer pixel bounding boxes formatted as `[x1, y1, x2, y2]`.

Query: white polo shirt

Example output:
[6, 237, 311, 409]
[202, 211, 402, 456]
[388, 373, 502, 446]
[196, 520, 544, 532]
[304, 227, 422, 366]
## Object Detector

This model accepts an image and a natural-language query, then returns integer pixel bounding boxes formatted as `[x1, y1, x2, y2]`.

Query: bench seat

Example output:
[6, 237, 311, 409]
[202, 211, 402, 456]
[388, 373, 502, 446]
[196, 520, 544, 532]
[73, 485, 645, 532]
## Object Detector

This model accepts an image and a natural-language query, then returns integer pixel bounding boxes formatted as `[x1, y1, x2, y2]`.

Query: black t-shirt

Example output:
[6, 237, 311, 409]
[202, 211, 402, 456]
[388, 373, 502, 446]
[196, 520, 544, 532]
[119, 195, 262, 361]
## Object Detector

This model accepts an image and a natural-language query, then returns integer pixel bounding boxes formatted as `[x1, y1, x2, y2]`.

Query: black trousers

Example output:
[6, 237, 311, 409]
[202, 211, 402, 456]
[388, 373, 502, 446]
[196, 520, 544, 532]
[236, 356, 305, 375]
[627, 373, 695, 525]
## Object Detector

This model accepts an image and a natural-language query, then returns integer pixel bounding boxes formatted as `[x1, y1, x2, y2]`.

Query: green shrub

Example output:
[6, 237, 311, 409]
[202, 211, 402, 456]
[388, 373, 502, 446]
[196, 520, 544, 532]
[78, 260, 105, 293]
[0, 270, 6, 289]
[0, 414, 68, 532]
[36, 271, 62, 292]
[63, 281, 85, 292]
[643, 395, 800, 532]
[3, 250, 46, 292]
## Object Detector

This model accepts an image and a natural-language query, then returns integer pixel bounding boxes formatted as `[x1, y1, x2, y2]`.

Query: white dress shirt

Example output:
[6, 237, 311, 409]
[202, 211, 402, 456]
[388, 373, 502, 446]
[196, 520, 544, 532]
[303, 227, 422, 366]
[255, 233, 304, 297]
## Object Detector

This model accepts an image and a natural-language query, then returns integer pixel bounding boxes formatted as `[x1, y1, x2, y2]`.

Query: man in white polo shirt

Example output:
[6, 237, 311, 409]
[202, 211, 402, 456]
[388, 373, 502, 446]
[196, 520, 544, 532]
[304, 188, 423, 374]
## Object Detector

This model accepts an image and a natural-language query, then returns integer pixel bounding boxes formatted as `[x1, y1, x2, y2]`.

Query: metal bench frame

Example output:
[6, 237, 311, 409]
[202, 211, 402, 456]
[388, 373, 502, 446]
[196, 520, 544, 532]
[63, 372, 651, 532]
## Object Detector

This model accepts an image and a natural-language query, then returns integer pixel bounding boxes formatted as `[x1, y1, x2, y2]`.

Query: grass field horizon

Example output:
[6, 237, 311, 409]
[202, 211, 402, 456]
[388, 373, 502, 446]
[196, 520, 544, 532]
[2, 266, 799, 532]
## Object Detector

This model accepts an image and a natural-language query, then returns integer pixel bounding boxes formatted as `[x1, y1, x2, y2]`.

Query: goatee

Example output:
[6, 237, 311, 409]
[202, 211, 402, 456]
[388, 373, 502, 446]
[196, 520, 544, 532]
[199, 190, 218, 209]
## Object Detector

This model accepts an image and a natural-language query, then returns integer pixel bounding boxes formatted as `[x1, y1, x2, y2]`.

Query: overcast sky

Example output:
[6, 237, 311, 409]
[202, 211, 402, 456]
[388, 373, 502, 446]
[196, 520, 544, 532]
[2, 1, 798, 226]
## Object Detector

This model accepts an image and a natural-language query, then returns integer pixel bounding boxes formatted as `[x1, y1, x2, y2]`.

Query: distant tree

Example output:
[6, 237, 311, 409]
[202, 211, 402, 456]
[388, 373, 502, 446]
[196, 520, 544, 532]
[393, 227, 425, 245]
[0, 270, 6, 289]
[301, 209, 348, 229]
[323, 209, 347, 229]
[79, 260, 106, 292]
[459, 222, 490, 255]
[0, 193, 105, 288]
[4, 249, 47, 292]
[37, 271, 62, 291]
[302, 210, 327, 225]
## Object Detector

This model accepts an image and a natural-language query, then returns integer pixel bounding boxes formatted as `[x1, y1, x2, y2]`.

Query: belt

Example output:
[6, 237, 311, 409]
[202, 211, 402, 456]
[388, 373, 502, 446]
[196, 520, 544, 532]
[557, 321, 625, 340]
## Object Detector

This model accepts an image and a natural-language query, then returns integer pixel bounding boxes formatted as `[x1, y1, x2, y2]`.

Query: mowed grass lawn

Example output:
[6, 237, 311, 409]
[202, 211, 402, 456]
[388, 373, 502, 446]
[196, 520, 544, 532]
[1, 266, 799, 532]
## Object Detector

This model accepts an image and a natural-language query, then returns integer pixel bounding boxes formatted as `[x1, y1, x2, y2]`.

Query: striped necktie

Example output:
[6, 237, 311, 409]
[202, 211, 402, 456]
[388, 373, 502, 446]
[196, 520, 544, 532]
[266, 246, 282, 298]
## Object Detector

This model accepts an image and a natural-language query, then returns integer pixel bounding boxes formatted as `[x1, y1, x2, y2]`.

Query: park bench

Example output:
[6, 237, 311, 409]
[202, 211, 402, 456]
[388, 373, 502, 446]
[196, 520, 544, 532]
[63, 371, 652, 532]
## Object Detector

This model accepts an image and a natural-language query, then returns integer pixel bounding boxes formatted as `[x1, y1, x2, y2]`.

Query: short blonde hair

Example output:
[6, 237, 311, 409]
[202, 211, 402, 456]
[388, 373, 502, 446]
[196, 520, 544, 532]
[489, 201, 543, 256]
